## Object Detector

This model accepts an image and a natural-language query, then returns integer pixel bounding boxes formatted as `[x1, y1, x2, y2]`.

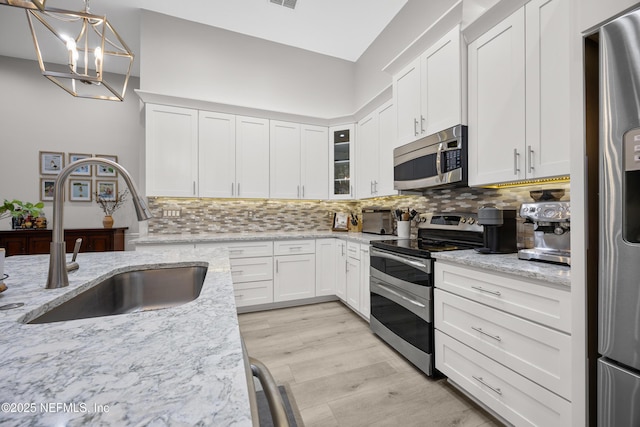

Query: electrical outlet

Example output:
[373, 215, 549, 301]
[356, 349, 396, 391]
[247, 211, 254, 218]
[163, 210, 181, 218]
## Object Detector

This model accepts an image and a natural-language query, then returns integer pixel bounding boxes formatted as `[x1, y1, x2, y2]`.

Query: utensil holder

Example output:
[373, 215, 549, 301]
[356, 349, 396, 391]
[397, 221, 410, 238]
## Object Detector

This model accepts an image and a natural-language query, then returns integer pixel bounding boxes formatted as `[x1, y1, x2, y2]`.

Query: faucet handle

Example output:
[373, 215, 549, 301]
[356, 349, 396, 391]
[67, 238, 82, 272]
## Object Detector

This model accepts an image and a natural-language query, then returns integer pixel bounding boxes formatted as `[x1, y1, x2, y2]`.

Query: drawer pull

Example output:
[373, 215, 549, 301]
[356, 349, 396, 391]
[288, 246, 303, 250]
[471, 286, 501, 296]
[231, 270, 244, 274]
[230, 249, 244, 254]
[471, 326, 502, 342]
[472, 376, 503, 396]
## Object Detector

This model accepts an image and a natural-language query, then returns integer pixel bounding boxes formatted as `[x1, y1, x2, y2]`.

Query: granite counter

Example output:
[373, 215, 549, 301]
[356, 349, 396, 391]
[432, 249, 571, 287]
[0, 248, 252, 426]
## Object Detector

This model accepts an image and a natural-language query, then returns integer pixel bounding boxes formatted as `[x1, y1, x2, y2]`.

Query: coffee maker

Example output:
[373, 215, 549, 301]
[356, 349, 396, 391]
[475, 206, 518, 254]
[518, 201, 571, 265]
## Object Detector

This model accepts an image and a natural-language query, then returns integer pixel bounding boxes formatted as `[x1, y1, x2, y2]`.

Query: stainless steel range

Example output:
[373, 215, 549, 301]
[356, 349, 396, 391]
[369, 213, 483, 376]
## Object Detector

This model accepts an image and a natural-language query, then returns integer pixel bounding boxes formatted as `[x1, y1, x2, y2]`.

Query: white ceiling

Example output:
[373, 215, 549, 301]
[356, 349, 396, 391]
[0, 0, 409, 76]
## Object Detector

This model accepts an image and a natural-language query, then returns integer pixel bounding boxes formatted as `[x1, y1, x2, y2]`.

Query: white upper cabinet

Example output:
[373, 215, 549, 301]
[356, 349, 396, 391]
[236, 116, 270, 198]
[270, 120, 328, 200]
[146, 104, 199, 197]
[356, 100, 398, 199]
[329, 125, 356, 200]
[468, 0, 570, 186]
[393, 25, 463, 146]
[199, 111, 236, 198]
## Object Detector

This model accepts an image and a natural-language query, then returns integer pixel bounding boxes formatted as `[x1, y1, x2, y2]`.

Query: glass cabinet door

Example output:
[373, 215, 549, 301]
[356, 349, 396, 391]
[329, 124, 355, 199]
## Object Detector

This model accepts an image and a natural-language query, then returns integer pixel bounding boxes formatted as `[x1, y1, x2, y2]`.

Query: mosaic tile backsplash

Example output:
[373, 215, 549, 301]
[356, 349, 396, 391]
[147, 183, 570, 235]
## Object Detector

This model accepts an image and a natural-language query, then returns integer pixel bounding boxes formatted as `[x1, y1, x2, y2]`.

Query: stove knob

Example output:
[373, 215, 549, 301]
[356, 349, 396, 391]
[554, 226, 565, 235]
[460, 217, 466, 223]
[467, 217, 475, 225]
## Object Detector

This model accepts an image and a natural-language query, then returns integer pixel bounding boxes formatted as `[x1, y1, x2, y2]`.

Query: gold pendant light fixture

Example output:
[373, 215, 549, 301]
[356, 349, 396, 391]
[0, 0, 46, 11]
[24, 0, 134, 101]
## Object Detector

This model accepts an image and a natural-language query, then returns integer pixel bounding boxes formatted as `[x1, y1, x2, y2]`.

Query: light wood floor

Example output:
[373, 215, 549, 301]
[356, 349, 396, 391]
[239, 301, 501, 427]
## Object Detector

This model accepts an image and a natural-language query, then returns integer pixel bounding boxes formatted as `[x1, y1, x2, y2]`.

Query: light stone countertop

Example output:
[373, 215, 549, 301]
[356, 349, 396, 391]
[432, 249, 571, 287]
[132, 230, 395, 246]
[0, 248, 252, 426]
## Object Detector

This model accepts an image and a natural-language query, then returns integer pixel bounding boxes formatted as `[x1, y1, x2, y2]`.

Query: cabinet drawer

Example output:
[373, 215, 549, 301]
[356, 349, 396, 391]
[435, 289, 571, 400]
[436, 331, 571, 427]
[135, 243, 196, 251]
[435, 262, 571, 333]
[346, 241, 360, 260]
[230, 257, 273, 283]
[273, 240, 315, 255]
[234, 280, 273, 307]
[198, 241, 273, 258]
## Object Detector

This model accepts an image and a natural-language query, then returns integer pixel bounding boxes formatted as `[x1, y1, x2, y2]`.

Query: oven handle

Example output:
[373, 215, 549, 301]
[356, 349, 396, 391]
[377, 283, 425, 308]
[370, 247, 431, 273]
[370, 279, 431, 322]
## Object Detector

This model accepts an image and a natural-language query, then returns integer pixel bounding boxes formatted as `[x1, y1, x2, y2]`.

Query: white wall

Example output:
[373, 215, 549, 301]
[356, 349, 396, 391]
[140, 11, 356, 119]
[0, 56, 144, 236]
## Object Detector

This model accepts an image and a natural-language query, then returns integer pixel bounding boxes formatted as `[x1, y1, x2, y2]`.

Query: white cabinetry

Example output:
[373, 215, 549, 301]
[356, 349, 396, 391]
[329, 125, 355, 199]
[468, 0, 570, 186]
[344, 241, 370, 319]
[199, 111, 236, 198]
[273, 240, 316, 302]
[235, 116, 270, 198]
[270, 121, 328, 200]
[335, 239, 347, 301]
[359, 244, 371, 320]
[393, 25, 463, 146]
[315, 239, 336, 296]
[346, 251, 360, 311]
[356, 100, 397, 199]
[434, 261, 572, 425]
[145, 104, 199, 197]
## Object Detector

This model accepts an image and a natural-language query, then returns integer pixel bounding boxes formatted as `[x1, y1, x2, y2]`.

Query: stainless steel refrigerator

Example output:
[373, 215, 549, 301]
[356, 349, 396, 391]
[598, 8, 640, 427]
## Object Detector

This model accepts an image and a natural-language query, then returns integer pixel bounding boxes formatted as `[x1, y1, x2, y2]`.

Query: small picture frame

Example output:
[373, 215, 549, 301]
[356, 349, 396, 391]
[95, 154, 118, 177]
[69, 179, 92, 202]
[40, 151, 64, 175]
[96, 180, 118, 201]
[68, 153, 92, 176]
[40, 178, 56, 202]
[332, 212, 349, 231]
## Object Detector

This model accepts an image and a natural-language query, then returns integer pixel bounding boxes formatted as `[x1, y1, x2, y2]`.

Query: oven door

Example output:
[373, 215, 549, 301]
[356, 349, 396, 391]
[370, 247, 432, 299]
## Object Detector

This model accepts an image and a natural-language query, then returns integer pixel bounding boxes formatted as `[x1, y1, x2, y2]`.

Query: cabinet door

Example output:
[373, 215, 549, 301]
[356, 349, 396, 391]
[329, 125, 355, 200]
[274, 254, 316, 302]
[2, 235, 28, 255]
[145, 104, 199, 197]
[199, 111, 236, 198]
[359, 244, 371, 320]
[270, 120, 301, 199]
[315, 239, 336, 296]
[335, 240, 347, 301]
[301, 125, 329, 200]
[236, 116, 270, 198]
[525, 0, 570, 179]
[468, 9, 526, 186]
[393, 57, 422, 145]
[346, 256, 360, 311]
[376, 100, 398, 197]
[356, 112, 378, 199]
[422, 25, 462, 136]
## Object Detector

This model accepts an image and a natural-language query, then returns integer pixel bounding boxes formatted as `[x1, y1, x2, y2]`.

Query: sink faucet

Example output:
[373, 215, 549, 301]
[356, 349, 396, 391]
[46, 158, 152, 289]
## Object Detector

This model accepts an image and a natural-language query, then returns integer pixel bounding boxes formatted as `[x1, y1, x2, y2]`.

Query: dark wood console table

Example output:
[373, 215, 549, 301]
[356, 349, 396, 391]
[0, 228, 128, 256]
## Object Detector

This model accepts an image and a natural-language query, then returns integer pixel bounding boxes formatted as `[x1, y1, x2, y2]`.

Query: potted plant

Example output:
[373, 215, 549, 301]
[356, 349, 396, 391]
[0, 199, 45, 229]
[94, 189, 128, 228]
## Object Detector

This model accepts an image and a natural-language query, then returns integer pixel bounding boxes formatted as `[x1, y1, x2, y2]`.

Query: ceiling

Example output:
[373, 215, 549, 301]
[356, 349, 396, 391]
[0, 0, 409, 76]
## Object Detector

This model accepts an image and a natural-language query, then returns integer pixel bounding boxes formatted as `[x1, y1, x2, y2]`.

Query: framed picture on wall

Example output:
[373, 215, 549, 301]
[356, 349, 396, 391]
[39, 151, 64, 175]
[68, 153, 92, 176]
[40, 178, 56, 202]
[332, 212, 349, 231]
[95, 154, 118, 177]
[69, 179, 92, 202]
[96, 180, 117, 201]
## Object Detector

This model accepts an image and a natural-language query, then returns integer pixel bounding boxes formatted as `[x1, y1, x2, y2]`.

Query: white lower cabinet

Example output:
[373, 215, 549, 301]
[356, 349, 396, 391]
[274, 240, 316, 302]
[335, 240, 347, 301]
[315, 239, 336, 296]
[434, 261, 572, 426]
[359, 245, 371, 320]
[346, 242, 361, 311]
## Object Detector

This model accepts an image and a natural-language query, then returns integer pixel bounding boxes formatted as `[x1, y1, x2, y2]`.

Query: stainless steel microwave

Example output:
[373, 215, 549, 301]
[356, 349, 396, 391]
[393, 125, 467, 192]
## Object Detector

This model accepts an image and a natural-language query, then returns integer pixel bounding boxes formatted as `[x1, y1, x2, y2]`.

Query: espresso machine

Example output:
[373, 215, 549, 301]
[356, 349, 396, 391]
[518, 201, 571, 265]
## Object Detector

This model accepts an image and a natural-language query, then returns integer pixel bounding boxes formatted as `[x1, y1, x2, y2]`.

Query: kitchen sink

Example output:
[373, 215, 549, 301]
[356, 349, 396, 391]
[28, 266, 208, 324]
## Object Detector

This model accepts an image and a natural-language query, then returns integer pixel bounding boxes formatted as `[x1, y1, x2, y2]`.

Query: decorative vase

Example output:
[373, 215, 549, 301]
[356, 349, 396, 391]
[103, 215, 114, 229]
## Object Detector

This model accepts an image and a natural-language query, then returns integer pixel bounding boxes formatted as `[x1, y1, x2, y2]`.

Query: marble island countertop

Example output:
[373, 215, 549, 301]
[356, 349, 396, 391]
[0, 248, 252, 426]
[132, 230, 395, 245]
[432, 249, 571, 287]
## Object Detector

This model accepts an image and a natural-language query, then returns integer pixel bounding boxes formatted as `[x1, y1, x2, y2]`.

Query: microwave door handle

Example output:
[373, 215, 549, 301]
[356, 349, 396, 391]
[436, 143, 443, 182]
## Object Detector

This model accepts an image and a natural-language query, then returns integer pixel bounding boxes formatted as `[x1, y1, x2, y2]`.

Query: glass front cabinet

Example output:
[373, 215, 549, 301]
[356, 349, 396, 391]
[329, 124, 355, 199]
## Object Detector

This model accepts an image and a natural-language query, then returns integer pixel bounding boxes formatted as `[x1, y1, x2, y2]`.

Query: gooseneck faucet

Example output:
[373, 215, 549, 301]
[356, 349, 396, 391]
[46, 158, 152, 289]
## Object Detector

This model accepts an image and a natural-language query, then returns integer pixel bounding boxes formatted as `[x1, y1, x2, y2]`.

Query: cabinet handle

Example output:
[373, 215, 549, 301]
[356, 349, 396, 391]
[297, 185, 300, 198]
[229, 249, 244, 254]
[237, 183, 240, 196]
[231, 183, 235, 196]
[350, 185, 353, 197]
[276, 259, 279, 273]
[471, 286, 502, 297]
[374, 181, 378, 193]
[528, 145, 534, 174]
[421, 115, 425, 134]
[370, 181, 374, 194]
[302, 185, 305, 198]
[236, 294, 244, 298]
[513, 149, 520, 175]
[231, 270, 244, 274]
[471, 326, 502, 342]
[342, 245, 345, 256]
[472, 376, 503, 396]
[414, 118, 419, 136]
[288, 246, 303, 251]
[193, 181, 196, 195]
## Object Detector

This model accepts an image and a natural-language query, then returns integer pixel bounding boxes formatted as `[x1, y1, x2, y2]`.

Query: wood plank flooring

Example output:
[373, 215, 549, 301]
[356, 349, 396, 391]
[239, 301, 502, 427]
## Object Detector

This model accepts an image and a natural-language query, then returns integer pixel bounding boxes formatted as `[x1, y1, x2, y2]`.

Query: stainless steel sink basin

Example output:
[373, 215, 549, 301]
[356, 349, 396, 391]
[28, 266, 207, 324]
